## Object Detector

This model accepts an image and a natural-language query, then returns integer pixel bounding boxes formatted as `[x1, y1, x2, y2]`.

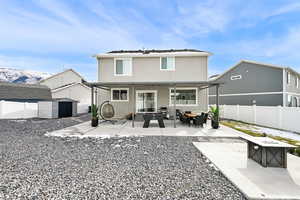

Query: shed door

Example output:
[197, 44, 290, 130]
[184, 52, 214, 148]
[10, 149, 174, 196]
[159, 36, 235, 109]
[58, 102, 73, 118]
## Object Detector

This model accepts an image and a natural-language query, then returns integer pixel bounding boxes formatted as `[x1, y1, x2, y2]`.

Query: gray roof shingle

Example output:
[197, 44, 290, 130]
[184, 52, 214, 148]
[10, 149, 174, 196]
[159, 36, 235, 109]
[108, 49, 207, 54]
[0, 82, 52, 101]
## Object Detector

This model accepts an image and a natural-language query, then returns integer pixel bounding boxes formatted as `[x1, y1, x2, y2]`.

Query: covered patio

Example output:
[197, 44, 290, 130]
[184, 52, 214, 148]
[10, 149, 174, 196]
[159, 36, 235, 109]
[86, 80, 221, 128]
[46, 119, 239, 138]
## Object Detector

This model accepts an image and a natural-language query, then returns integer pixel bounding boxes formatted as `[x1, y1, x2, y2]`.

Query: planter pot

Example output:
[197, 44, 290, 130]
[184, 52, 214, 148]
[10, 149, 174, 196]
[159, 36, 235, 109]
[211, 119, 219, 129]
[91, 118, 99, 127]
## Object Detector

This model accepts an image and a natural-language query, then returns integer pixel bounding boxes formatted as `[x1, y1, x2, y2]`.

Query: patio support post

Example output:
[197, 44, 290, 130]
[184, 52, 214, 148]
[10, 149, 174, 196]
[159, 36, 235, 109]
[132, 86, 135, 128]
[216, 84, 219, 121]
[91, 85, 94, 118]
[173, 84, 176, 128]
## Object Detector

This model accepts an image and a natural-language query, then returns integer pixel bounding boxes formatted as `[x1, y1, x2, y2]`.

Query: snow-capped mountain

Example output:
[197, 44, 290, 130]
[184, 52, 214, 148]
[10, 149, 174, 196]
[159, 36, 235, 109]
[0, 67, 51, 84]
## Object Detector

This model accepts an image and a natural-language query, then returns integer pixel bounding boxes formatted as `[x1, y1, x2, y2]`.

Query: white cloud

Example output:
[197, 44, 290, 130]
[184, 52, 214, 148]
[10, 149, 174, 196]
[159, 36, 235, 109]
[173, 0, 232, 36]
[265, 2, 300, 18]
[212, 25, 300, 71]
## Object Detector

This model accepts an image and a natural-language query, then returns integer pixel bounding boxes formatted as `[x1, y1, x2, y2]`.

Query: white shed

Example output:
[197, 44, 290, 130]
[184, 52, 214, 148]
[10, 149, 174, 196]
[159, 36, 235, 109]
[39, 69, 91, 114]
[38, 98, 77, 119]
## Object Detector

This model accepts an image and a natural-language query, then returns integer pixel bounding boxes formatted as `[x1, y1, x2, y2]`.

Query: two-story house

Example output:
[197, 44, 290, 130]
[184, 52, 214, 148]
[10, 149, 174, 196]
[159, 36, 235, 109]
[209, 60, 300, 107]
[90, 49, 218, 125]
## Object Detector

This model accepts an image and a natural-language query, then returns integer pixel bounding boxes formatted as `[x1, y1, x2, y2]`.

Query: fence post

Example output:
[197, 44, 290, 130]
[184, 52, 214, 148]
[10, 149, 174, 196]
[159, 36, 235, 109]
[0, 100, 3, 118]
[278, 106, 283, 129]
[23, 102, 27, 118]
[236, 105, 240, 121]
[253, 104, 257, 124]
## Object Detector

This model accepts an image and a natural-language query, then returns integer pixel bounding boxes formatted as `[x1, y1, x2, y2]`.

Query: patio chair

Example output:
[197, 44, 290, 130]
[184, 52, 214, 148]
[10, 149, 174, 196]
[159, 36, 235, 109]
[203, 112, 209, 124]
[176, 109, 182, 120]
[178, 111, 191, 126]
[193, 113, 205, 128]
[99, 101, 116, 124]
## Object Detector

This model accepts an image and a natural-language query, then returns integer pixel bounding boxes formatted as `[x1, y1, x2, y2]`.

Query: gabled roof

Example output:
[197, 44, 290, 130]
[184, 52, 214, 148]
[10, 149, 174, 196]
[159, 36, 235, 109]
[51, 82, 91, 93]
[39, 69, 86, 83]
[0, 82, 51, 100]
[211, 60, 299, 81]
[94, 49, 212, 58]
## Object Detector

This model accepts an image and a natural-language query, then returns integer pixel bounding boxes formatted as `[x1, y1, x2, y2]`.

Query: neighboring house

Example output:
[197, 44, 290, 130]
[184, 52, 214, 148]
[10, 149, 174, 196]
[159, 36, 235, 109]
[209, 60, 300, 107]
[0, 81, 51, 102]
[39, 69, 91, 113]
[92, 49, 213, 119]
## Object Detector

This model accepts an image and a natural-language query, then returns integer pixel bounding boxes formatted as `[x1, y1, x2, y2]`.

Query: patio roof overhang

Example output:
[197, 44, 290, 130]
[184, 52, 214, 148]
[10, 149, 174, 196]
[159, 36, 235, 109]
[86, 80, 221, 89]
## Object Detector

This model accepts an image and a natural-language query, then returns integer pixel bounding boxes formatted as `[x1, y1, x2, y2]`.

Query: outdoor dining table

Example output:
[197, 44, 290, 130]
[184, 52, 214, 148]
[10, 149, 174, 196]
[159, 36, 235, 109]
[143, 113, 165, 128]
[183, 113, 199, 127]
[184, 113, 198, 118]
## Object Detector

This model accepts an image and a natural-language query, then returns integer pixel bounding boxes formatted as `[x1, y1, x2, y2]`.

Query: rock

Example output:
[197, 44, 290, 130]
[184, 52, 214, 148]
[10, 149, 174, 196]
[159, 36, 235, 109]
[0, 116, 246, 200]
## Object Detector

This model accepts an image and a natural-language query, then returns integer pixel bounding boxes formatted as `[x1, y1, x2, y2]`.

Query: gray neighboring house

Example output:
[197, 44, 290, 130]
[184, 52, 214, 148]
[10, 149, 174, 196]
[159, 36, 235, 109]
[209, 60, 300, 107]
[90, 49, 217, 120]
[0, 81, 52, 102]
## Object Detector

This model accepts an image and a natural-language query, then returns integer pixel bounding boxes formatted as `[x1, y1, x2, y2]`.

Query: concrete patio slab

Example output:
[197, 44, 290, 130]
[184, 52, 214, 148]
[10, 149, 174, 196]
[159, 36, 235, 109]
[46, 120, 241, 138]
[193, 141, 300, 200]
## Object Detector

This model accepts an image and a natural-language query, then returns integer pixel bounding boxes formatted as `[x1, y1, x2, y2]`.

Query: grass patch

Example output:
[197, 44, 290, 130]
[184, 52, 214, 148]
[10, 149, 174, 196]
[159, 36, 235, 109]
[221, 120, 300, 157]
[221, 121, 263, 137]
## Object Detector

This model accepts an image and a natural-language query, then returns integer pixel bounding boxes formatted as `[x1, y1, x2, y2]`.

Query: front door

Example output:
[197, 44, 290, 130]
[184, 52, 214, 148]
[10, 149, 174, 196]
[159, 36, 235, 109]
[136, 90, 157, 113]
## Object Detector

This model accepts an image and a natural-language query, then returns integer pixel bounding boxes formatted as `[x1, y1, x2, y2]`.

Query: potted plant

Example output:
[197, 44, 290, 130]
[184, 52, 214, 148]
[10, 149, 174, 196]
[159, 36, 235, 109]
[91, 104, 99, 127]
[209, 106, 219, 129]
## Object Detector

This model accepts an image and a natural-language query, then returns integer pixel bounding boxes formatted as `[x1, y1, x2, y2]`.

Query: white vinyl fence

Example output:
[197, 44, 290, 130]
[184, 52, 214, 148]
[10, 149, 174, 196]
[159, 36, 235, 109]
[0, 100, 90, 119]
[0, 100, 38, 119]
[219, 105, 300, 133]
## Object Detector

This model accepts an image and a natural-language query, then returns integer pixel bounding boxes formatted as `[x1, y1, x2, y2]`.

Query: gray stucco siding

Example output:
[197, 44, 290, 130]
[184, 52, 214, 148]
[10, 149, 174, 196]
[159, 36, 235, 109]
[209, 62, 283, 95]
[209, 93, 283, 106]
[97, 86, 208, 118]
[98, 56, 208, 82]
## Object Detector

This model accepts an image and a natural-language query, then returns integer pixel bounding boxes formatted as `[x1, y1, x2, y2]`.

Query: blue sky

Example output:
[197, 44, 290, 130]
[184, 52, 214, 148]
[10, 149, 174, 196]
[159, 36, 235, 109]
[0, 0, 300, 80]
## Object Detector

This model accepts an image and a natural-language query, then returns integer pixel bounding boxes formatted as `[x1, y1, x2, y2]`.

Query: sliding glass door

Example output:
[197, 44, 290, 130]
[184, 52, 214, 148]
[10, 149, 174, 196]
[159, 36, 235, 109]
[136, 90, 157, 113]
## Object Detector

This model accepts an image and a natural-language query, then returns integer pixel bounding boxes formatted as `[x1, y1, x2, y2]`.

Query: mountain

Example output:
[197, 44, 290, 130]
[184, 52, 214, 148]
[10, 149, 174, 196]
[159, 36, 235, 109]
[0, 67, 51, 84]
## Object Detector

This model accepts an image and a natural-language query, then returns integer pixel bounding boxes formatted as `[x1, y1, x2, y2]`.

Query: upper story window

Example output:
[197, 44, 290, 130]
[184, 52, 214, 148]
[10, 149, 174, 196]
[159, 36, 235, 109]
[111, 88, 129, 102]
[160, 57, 175, 71]
[230, 74, 242, 80]
[296, 77, 299, 88]
[114, 58, 132, 76]
[287, 71, 291, 84]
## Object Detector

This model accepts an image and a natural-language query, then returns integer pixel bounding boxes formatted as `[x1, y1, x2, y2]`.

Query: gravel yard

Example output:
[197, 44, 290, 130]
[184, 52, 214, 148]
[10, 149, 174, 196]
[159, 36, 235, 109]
[0, 115, 246, 200]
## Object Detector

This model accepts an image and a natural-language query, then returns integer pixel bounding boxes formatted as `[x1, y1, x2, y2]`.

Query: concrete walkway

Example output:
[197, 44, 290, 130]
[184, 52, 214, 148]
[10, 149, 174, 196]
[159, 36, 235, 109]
[193, 141, 300, 200]
[45, 120, 240, 138]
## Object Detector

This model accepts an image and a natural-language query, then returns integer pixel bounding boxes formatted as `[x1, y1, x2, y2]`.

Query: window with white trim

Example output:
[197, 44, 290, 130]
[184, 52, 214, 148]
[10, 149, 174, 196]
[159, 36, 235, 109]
[114, 58, 132, 76]
[287, 71, 291, 84]
[160, 57, 175, 70]
[230, 74, 242, 80]
[287, 95, 292, 107]
[296, 77, 299, 88]
[170, 88, 197, 106]
[111, 88, 129, 101]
